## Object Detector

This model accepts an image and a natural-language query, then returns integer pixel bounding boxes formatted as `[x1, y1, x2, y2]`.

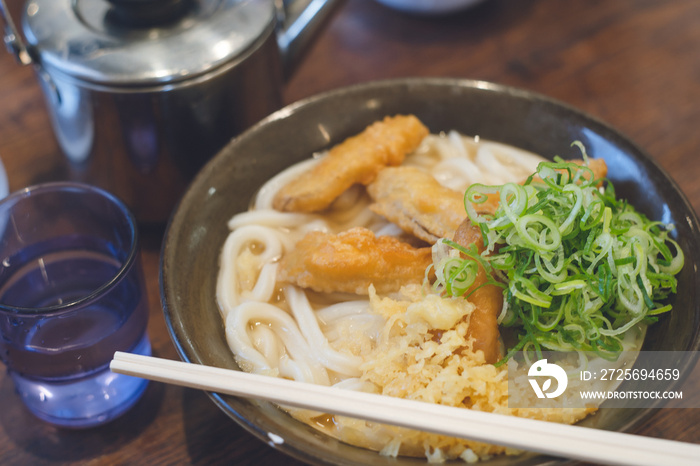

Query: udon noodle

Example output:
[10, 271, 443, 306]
[216, 129, 608, 461]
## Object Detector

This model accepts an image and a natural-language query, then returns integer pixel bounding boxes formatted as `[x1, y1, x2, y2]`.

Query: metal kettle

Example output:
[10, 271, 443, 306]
[1, 0, 338, 223]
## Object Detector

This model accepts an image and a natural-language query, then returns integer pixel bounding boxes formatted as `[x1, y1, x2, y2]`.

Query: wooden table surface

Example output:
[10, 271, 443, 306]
[1, 0, 699, 464]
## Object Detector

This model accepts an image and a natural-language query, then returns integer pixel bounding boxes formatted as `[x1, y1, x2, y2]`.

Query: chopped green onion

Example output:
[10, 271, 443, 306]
[431, 144, 684, 362]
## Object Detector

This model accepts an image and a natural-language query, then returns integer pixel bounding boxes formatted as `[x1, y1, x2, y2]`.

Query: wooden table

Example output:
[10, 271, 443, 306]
[0, 0, 699, 464]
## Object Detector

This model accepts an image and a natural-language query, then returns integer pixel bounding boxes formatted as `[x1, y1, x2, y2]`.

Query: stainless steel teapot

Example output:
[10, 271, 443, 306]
[1, 0, 338, 223]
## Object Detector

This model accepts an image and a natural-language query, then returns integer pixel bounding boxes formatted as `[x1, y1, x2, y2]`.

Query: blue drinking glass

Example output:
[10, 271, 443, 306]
[0, 182, 151, 428]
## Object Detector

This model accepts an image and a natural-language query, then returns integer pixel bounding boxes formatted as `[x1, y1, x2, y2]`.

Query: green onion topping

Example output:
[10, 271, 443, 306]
[432, 143, 684, 363]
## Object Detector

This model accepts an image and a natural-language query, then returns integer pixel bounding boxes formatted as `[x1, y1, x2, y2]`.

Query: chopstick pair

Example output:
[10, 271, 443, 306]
[110, 352, 700, 466]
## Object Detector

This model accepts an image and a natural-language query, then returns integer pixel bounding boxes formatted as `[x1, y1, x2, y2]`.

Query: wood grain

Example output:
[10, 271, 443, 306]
[0, 0, 698, 464]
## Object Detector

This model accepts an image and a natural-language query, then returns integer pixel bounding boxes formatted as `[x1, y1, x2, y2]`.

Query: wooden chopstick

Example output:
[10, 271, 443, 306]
[110, 351, 700, 466]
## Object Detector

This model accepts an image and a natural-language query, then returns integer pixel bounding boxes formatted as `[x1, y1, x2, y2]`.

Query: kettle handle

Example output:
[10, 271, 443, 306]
[0, 0, 32, 65]
[276, 0, 340, 78]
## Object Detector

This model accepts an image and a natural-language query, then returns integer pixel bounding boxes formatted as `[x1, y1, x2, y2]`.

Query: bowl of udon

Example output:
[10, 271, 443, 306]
[160, 77, 700, 465]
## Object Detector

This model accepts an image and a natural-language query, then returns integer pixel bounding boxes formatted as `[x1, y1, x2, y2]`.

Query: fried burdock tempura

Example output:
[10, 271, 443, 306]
[452, 218, 504, 364]
[272, 115, 429, 213]
[368, 166, 466, 244]
[276, 227, 432, 295]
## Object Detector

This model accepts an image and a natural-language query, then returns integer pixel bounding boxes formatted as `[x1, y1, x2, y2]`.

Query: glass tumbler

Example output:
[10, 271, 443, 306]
[0, 182, 151, 428]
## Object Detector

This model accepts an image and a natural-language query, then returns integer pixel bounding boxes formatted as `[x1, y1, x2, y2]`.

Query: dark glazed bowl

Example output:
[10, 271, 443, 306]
[160, 78, 700, 465]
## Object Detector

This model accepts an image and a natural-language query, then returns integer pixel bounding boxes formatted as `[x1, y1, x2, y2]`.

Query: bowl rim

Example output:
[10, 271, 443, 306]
[160, 76, 700, 465]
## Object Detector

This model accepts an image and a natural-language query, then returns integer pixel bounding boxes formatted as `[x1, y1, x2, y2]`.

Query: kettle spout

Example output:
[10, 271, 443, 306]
[276, 0, 341, 78]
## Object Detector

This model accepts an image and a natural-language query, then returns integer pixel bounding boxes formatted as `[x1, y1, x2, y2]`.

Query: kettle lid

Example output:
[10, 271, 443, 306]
[22, 0, 276, 86]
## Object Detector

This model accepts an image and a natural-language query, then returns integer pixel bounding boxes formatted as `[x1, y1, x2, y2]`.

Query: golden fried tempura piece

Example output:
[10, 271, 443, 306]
[581, 157, 607, 180]
[453, 218, 503, 364]
[277, 227, 432, 295]
[368, 166, 466, 244]
[273, 115, 429, 213]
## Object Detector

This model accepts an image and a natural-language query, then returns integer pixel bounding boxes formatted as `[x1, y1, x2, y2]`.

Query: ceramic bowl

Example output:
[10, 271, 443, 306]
[160, 77, 700, 465]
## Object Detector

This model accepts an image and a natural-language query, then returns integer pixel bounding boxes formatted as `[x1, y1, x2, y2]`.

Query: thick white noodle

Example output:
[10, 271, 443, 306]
[254, 157, 320, 210]
[315, 300, 374, 322]
[475, 141, 543, 183]
[225, 301, 330, 384]
[243, 262, 278, 303]
[217, 224, 285, 314]
[284, 286, 363, 376]
[227, 209, 319, 230]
